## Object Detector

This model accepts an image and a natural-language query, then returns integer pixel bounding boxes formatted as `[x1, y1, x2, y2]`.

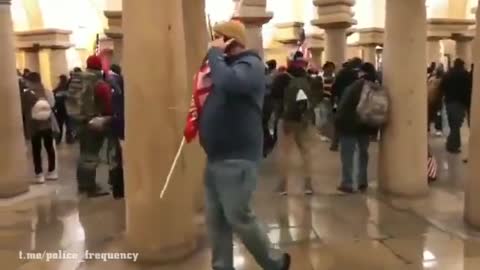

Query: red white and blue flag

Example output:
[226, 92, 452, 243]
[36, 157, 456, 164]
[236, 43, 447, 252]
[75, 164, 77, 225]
[183, 60, 212, 143]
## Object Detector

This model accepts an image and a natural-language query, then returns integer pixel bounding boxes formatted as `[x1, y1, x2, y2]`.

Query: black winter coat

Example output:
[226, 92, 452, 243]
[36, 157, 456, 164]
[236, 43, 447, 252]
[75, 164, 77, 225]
[440, 68, 472, 107]
[332, 67, 358, 104]
[335, 79, 378, 136]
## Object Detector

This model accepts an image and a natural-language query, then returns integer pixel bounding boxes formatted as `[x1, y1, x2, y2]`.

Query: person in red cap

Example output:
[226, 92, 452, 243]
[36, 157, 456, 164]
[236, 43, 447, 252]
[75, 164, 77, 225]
[66, 55, 112, 197]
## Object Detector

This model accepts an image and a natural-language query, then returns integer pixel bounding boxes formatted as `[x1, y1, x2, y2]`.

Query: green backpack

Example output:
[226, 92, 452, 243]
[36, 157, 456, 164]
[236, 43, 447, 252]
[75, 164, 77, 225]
[283, 75, 312, 122]
[65, 71, 101, 121]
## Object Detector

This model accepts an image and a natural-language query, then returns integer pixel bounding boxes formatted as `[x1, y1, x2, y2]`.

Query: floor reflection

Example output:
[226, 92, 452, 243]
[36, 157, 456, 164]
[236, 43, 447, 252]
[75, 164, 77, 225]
[1, 131, 480, 269]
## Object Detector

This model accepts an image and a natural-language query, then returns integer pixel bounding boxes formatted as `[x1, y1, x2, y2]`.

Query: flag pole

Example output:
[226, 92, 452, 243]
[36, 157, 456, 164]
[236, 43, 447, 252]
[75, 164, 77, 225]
[160, 15, 214, 199]
[160, 137, 186, 199]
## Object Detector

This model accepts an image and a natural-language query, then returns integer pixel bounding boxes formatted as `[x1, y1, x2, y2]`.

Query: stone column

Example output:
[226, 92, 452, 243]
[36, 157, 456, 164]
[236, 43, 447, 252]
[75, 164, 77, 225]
[310, 47, 324, 68]
[182, 0, 208, 231]
[357, 28, 384, 65]
[312, 0, 356, 69]
[273, 22, 305, 63]
[325, 28, 347, 67]
[306, 33, 325, 68]
[427, 37, 442, 66]
[104, 11, 123, 65]
[453, 34, 474, 66]
[15, 29, 72, 90]
[0, 0, 29, 198]
[362, 45, 376, 64]
[378, 0, 428, 196]
[123, 0, 197, 262]
[21, 49, 40, 72]
[233, 0, 273, 59]
[428, 18, 475, 66]
[465, 0, 480, 228]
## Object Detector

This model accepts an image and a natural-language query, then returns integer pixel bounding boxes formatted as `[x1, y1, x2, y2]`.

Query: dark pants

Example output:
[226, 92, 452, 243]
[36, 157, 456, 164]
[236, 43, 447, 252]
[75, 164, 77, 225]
[205, 160, 283, 270]
[434, 110, 443, 131]
[108, 138, 124, 199]
[76, 124, 106, 192]
[330, 127, 340, 149]
[262, 98, 275, 157]
[339, 134, 370, 188]
[55, 111, 73, 143]
[31, 129, 56, 175]
[272, 102, 282, 146]
[446, 102, 466, 152]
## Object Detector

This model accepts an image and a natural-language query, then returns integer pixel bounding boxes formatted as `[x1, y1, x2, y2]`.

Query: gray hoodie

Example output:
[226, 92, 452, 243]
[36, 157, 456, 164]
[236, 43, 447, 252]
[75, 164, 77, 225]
[199, 48, 265, 163]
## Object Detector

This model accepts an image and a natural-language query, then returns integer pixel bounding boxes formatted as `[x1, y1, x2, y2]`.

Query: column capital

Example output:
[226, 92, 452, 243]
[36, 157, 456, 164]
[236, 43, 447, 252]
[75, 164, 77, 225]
[314, 0, 355, 7]
[427, 18, 475, 39]
[355, 27, 384, 46]
[232, 12, 273, 26]
[104, 10, 123, 39]
[0, 0, 11, 5]
[306, 33, 325, 49]
[273, 22, 304, 44]
[15, 29, 73, 50]
[427, 35, 446, 41]
[312, 0, 356, 29]
[451, 33, 475, 42]
[232, 0, 272, 26]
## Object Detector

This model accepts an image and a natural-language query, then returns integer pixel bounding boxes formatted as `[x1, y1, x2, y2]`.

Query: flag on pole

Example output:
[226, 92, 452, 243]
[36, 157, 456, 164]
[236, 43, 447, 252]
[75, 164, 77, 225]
[184, 60, 212, 143]
[161, 14, 215, 198]
[184, 14, 215, 143]
[94, 33, 100, 55]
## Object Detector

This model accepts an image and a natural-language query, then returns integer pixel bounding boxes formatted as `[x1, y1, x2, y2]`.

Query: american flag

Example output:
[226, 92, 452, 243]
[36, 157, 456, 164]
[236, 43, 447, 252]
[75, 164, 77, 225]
[297, 28, 312, 64]
[183, 60, 212, 143]
[94, 34, 100, 55]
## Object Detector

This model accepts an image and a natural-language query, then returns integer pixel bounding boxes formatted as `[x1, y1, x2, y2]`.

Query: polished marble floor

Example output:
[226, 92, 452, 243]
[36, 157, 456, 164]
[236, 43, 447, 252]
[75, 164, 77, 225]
[1, 128, 480, 270]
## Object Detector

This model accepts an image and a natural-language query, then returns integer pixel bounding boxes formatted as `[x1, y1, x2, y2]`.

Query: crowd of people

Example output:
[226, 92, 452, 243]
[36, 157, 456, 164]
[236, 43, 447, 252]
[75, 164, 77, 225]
[17, 56, 125, 198]
[14, 18, 474, 270]
[261, 53, 386, 195]
[260, 54, 474, 195]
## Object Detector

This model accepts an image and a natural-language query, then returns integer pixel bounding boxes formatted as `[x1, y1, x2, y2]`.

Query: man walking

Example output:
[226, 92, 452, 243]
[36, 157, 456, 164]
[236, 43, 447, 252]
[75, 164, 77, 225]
[440, 58, 472, 153]
[199, 20, 291, 270]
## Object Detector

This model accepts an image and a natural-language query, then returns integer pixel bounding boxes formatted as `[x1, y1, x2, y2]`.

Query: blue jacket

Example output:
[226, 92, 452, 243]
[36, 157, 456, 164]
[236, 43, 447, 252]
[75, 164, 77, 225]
[199, 48, 265, 163]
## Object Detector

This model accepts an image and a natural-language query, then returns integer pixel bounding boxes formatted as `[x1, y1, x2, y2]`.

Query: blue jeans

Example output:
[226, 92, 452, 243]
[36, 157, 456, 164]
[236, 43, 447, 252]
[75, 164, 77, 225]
[446, 102, 466, 151]
[205, 160, 283, 270]
[339, 135, 370, 188]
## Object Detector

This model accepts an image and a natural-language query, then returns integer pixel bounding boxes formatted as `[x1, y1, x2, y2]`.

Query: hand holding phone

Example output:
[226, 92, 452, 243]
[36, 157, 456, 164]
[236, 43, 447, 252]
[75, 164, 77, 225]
[209, 36, 235, 51]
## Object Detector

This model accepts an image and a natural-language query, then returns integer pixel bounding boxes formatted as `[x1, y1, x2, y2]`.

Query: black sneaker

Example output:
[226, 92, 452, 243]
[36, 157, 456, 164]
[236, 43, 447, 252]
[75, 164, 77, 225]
[358, 184, 368, 193]
[281, 253, 291, 270]
[337, 186, 354, 194]
[276, 180, 287, 196]
[87, 186, 110, 198]
[304, 188, 313, 196]
[87, 190, 110, 198]
[446, 148, 461, 154]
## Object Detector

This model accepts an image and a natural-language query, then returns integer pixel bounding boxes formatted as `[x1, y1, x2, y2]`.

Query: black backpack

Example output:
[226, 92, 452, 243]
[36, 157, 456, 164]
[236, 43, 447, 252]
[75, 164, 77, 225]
[283, 75, 311, 122]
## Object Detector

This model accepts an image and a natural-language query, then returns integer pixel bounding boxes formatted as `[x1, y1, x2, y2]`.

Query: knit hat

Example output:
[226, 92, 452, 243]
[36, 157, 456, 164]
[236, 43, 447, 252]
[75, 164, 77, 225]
[213, 20, 247, 47]
[86, 55, 103, 70]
